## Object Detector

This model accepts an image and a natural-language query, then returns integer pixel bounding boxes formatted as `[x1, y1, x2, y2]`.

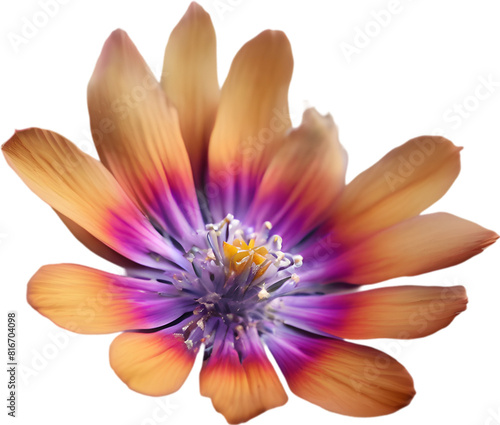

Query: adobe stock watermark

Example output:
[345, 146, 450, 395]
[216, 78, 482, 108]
[339, 0, 414, 63]
[19, 328, 78, 386]
[381, 74, 498, 192]
[78, 62, 165, 154]
[383, 136, 441, 192]
[484, 406, 500, 425]
[351, 284, 465, 393]
[348, 332, 412, 394]
[432, 74, 500, 137]
[20, 275, 122, 386]
[198, 106, 297, 204]
[211, 0, 246, 21]
[7, 0, 72, 53]
[133, 399, 179, 425]
[309, 232, 342, 266]
[49, 68, 162, 175]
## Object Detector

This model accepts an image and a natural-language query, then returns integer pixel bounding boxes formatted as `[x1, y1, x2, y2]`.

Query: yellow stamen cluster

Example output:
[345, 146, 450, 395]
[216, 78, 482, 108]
[222, 238, 270, 279]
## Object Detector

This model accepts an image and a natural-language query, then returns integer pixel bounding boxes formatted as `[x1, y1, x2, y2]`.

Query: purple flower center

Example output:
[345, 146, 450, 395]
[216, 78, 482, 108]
[152, 215, 303, 350]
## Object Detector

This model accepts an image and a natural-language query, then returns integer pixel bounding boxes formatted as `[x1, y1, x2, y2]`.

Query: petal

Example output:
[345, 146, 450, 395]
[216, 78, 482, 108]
[161, 2, 219, 186]
[302, 213, 498, 285]
[27, 264, 196, 334]
[55, 211, 137, 269]
[207, 30, 293, 221]
[276, 285, 467, 339]
[329, 136, 461, 243]
[2, 128, 186, 270]
[246, 108, 347, 247]
[88, 30, 203, 243]
[200, 325, 287, 424]
[265, 326, 415, 417]
[110, 328, 197, 396]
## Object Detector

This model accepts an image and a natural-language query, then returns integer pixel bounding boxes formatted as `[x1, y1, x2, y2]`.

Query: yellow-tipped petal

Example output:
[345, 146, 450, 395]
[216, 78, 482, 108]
[110, 330, 196, 396]
[88, 29, 202, 239]
[278, 285, 468, 339]
[208, 29, 293, 218]
[267, 328, 415, 417]
[337, 213, 498, 284]
[2, 128, 178, 269]
[162, 2, 219, 185]
[200, 329, 287, 424]
[331, 136, 461, 243]
[27, 264, 188, 334]
[247, 108, 347, 246]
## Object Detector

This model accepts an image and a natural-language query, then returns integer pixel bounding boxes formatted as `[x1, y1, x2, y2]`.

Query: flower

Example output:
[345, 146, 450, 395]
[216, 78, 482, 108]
[2, 2, 497, 424]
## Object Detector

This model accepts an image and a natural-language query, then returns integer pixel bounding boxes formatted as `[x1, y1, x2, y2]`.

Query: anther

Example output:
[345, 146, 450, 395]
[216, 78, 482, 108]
[258, 286, 270, 300]
[293, 255, 303, 267]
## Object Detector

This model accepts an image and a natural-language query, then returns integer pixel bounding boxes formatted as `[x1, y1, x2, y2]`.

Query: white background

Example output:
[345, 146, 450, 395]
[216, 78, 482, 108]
[1, 0, 500, 424]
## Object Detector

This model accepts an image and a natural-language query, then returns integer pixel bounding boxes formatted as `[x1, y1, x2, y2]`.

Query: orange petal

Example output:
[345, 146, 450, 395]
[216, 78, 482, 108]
[266, 327, 415, 417]
[55, 211, 137, 269]
[330, 136, 461, 243]
[88, 30, 203, 240]
[27, 264, 195, 334]
[332, 213, 498, 284]
[2, 128, 184, 269]
[247, 108, 347, 247]
[110, 330, 197, 396]
[161, 2, 219, 186]
[207, 29, 293, 220]
[277, 285, 468, 339]
[200, 327, 287, 424]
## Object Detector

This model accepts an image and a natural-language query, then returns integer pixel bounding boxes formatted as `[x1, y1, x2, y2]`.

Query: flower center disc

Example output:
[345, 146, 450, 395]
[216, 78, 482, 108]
[175, 215, 303, 348]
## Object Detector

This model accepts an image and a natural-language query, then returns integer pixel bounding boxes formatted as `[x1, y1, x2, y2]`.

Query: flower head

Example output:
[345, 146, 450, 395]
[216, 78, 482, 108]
[3, 3, 497, 424]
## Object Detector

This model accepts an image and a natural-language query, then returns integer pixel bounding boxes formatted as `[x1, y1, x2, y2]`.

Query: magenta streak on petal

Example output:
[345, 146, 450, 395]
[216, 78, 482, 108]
[105, 274, 197, 330]
[207, 171, 260, 224]
[263, 325, 315, 376]
[247, 190, 326, 249]
[107, 209, 191, 271]
[234, 324, 268, 361]
[272, 294, 351, 337]
[167, 172, 205, 230]
[141, 171, 205, 246]
[129, 296, 197, 330]
[293, 229, 353, 285]
[140, 178, 197, 238]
